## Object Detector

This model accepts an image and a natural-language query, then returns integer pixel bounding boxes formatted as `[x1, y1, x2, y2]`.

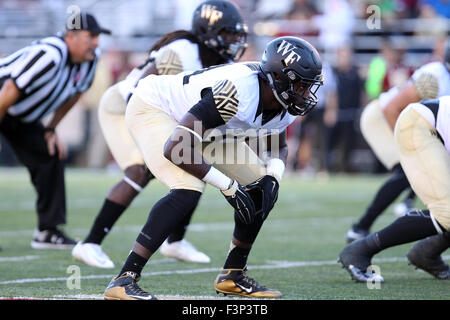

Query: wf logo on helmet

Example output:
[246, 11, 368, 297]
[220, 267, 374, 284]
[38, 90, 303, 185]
[201, 5, 223, 25]
[277, 40, 302, 66]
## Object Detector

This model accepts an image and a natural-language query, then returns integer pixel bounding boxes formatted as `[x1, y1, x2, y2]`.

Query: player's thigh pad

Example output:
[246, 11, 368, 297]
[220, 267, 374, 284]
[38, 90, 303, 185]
[98, 85, 144, 170]
[360, 99, 399, 170]
[395, 105, 450, 230]
[125, 94, 205, 193]
[203, 139, 267, 186]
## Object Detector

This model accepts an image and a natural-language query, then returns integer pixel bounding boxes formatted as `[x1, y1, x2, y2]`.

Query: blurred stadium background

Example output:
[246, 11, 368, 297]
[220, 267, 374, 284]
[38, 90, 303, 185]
[0, 0, 448, 175]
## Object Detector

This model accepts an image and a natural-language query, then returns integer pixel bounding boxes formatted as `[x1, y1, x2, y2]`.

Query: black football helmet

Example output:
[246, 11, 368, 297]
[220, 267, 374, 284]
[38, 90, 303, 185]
[192, 0, 248, 61]
[260, 36, 323, 116]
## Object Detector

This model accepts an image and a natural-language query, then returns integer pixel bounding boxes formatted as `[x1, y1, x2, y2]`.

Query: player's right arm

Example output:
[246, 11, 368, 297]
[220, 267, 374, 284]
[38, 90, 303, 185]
[163, 85, 230, 187]
[163, 111, 212, 181]
[0, 79, 21, 122]
[164, 76, 239, 184]
[383, 64, 440, 130]
[163, 82, 257, 224]
[382, 82, 421, 130]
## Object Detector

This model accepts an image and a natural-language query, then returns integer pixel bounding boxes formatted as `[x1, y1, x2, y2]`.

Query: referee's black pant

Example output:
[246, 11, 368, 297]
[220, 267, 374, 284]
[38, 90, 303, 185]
[0, 115, 66, 231]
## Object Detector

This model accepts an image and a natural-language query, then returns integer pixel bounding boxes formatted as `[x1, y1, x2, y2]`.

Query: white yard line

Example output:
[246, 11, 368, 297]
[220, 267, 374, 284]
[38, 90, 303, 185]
[50, 294, 244, 300]
[2, 255, 448, 286]
[0, 294, 245, 300]
[0, 296, 53, 300]
[0, 256, 176, 265]
[0, 216, 361, 238]
[0, 255, 40, 262]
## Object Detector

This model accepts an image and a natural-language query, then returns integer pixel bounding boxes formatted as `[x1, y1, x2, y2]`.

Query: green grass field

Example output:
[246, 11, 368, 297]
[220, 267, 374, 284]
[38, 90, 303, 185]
[0, 168, 448, 300]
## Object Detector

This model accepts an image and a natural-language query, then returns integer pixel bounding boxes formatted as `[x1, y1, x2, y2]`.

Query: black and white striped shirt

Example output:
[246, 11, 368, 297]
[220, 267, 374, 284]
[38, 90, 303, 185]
[0, 35, 98, 123]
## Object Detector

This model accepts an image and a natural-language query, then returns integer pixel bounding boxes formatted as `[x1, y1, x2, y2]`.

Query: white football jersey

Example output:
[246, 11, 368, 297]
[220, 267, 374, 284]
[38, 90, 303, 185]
[117, 39, 203, 101]
[413, 96, 450, 153]
[134, 62, 296, 137]
[433, 96, 450, 153]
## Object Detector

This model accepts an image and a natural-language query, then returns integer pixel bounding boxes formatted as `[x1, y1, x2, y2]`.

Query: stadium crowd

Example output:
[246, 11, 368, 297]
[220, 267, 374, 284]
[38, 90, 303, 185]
[0, 0, 447, 177]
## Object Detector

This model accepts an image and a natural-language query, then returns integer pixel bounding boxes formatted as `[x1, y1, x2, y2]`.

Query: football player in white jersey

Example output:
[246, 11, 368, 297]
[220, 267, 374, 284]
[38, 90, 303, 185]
[339, 96, 450, 282]
[71, 0, 248, 268]
[103, 36, 323, 300]
[346, 40, 450, 243]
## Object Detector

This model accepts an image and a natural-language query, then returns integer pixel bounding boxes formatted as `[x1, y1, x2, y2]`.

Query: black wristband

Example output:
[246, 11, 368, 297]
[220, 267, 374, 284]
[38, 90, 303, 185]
[44, 127, 55, 133]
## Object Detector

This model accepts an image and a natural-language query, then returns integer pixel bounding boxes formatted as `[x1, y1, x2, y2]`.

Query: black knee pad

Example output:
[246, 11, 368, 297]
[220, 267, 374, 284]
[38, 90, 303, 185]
[233, 215, 265, 245]
[168, 189, 202, 213]
[136, 189, 201, 252]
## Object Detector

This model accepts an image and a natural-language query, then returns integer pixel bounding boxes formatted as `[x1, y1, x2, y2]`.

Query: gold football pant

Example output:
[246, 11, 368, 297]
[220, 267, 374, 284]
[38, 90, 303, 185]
[395, 103, 450, 230]
[98, 84, 145, 171]
[125, 94, 267, 193]
[360, 99, 399, 170]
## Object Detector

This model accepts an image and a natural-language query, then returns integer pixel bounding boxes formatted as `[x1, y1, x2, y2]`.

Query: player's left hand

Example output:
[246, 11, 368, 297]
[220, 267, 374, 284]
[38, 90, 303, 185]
[44, 130, 67, 160]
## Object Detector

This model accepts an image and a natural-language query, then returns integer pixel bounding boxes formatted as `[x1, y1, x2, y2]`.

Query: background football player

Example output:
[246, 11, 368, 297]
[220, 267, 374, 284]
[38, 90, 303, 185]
[339, 96, 450, 282]
[346, 39, 450, 244]
[103, 36, 323, 300]
[72, 0, 248, 268]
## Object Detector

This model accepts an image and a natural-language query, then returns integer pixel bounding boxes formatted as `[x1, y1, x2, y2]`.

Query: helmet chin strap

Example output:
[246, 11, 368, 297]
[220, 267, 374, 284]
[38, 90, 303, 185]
[266, 73, 290, 111]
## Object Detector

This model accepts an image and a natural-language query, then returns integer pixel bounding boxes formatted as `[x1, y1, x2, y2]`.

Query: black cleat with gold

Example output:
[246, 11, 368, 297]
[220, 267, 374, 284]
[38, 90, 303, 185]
[104, 271, 158, 300]
[214, 267, 282, 298]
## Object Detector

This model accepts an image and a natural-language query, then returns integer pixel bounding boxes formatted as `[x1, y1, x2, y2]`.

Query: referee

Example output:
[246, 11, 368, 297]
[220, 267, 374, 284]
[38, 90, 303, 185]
[0, 12, 110, 249]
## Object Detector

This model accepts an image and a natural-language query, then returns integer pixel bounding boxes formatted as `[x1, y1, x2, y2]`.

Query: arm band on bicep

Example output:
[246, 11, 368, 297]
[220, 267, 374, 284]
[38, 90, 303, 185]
[176, 125, 203, 142]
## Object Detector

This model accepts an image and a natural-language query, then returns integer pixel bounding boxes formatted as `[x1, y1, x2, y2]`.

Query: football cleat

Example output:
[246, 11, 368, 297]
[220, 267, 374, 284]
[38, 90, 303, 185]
[31, 229, 77, 249]
[160, 239, 211, 263]
[104, 271, 157, 300]
[214, 267, 282, 298]
[72, 241, 115, 269]
[338, 239, 384, 283]
[407, 234, 450, 280]
[345, 225, 370, 243]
